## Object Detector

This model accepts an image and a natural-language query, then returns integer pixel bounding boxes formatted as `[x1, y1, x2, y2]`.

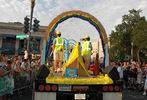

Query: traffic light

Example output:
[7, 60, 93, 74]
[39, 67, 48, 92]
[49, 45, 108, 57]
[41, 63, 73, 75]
[33, 19, 40, 32]
[24, 16, 30, 34]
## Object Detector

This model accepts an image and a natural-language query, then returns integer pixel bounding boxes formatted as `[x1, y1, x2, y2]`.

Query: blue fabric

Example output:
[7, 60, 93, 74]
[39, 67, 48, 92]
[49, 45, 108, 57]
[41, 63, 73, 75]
[105, 44, 109, 67]
[80, 46, 82, 50]
[2, 64, 7, 71]
[89, 42, 92, 47]
[41, 39, 46, 65]
[53, 38, 56, 44]
[64, 39, 69, 61]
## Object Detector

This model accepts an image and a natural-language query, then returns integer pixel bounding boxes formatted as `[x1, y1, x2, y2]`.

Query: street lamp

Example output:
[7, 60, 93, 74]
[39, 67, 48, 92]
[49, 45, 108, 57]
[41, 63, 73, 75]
[27, 0, 36, 55]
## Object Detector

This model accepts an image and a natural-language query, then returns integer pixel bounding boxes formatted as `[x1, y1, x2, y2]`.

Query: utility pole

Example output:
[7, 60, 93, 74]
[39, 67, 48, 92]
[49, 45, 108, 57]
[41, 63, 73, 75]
[27, 0, 36, 55]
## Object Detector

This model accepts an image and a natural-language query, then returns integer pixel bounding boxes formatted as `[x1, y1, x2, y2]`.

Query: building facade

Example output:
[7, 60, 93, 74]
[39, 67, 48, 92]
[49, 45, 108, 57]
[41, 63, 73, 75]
[91, 39, 104, 62]
[0, 22, 47, 56]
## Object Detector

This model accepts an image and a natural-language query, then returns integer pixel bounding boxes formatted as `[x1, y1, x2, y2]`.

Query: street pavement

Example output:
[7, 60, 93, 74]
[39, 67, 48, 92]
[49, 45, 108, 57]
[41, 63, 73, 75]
[122, 89, 147, 100]
[8, 89, 147, 100]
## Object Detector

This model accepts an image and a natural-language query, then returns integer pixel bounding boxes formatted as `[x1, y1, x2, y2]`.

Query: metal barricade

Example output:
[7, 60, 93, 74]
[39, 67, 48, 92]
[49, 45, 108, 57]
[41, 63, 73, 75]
[13, 67, 39, 92]
[13, 71, 30, 92]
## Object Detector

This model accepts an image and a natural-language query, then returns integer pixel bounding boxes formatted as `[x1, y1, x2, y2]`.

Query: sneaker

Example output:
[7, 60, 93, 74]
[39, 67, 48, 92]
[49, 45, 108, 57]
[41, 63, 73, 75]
[143, 92, 146, 96]
[57, 68, 60, 72]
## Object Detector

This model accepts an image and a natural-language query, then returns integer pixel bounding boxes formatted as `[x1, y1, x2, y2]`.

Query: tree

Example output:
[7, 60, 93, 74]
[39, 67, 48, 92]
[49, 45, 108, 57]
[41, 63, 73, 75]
[132, 20, 147, 63]
[109, 9, 144, 62]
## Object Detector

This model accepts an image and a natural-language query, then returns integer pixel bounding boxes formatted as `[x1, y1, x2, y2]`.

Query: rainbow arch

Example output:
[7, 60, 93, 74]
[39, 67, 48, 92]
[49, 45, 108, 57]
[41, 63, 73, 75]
[45, 10, 109, 68]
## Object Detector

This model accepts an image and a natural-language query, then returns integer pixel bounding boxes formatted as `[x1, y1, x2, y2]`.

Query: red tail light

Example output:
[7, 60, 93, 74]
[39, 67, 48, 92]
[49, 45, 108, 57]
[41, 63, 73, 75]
[39, 85, 44, 91]
[109, 86, 113, 91]
[73, 89, 77, 91]
[46, 85, 51, 91]
[52, 85, 57, 91]
[103, 86, 108, 91]
[115, 86, 119, 91]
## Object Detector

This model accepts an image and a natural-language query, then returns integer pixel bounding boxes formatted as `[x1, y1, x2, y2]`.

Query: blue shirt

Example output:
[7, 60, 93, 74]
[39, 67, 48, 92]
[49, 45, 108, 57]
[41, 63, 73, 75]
[89, 42, 92, 47]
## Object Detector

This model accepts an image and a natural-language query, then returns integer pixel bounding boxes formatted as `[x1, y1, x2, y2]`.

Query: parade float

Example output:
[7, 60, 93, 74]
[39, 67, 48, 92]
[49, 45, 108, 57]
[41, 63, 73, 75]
[34, 10, 122, 100]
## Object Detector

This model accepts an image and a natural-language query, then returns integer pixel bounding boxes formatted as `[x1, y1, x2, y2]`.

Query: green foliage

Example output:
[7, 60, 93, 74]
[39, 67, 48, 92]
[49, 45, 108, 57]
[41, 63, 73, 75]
[132, 20, 147, 62]
[132, 20, 147, 48]
[109, 9, 146, 62]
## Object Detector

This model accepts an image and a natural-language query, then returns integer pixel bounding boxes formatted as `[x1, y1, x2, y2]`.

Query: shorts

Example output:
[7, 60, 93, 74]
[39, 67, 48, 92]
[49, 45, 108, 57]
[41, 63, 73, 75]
[54, 50, 63, 61]
[86, 55, 91, 61]
[83, 55, 91, 61]
[144, 80, 147, 89]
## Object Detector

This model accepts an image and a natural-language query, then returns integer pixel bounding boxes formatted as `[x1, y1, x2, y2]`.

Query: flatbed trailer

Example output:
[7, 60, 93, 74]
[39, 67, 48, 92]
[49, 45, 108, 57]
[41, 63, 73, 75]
[34, 79, 122, 100]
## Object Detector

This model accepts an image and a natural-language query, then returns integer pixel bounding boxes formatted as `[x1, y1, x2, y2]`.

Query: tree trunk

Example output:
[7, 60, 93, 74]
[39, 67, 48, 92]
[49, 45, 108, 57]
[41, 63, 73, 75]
[137, 48, 141, 64]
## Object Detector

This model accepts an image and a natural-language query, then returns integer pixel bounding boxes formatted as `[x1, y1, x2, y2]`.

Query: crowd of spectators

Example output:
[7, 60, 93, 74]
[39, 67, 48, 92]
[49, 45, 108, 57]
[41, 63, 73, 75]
[0, 55, 41, 100]
[112, 61, 147, 96]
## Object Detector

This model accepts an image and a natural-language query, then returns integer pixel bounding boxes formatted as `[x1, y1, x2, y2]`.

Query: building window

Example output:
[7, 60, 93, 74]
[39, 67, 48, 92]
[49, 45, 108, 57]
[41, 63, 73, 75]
[19, 40, 25, 48]
[2, 37, 16, 48]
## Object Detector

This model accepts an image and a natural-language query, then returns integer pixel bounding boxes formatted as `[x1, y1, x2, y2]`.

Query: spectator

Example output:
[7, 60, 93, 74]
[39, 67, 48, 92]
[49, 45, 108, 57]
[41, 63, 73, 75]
[123, 62, 129, 89]
[126, 62, 130, 67]
[11, 58, 17, 69]
[0, 57, 2, 67]
[142, 64, 147, 95]
[111, 62, 118, 68]
[129, 62, 137, 89]
[136, 63, 142, 90]
[0, 60, 14, 100]
[13, 60, 21, 72]
[31, 56, 38, 82]
[0, 56, 6, 67]
[26, 59, 31, 83]
[17, 56, 22, 63]
[24, 50, 28, 60]
[20, 59, 28, 86]
[13, 60, 22, 89]
[117, 62, 124, 80]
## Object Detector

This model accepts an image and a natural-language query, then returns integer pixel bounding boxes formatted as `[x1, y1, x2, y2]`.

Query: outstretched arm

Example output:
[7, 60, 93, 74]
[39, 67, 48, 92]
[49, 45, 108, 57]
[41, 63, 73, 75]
[0, 68, 12, 77]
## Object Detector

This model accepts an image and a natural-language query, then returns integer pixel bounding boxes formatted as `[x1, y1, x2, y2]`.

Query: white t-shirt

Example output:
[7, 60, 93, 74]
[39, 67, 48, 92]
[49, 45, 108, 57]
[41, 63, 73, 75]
[117, 66, 124, 79]
[21, 62, 26, 68]
[24, 50, 28, 59]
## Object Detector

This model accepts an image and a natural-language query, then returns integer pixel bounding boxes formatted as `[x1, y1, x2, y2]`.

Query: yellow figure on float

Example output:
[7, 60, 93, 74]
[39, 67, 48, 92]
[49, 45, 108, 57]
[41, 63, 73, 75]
[82, 35, 93, 70]
[52, 31, 65, 73]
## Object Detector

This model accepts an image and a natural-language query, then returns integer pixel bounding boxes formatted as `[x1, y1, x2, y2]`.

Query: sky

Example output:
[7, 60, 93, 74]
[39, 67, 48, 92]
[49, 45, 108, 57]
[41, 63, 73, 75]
[0, 0, 147, 41]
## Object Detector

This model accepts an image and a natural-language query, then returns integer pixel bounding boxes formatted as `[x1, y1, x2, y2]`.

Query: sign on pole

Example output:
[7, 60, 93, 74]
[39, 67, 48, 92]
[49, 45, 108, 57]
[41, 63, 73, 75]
[16, 35, 27, 39]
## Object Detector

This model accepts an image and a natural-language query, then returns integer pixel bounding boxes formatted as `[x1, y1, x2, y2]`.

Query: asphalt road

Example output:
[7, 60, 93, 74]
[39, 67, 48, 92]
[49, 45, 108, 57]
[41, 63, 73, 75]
[122, 89, 147, 100]
[8, 89, 147, 100]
